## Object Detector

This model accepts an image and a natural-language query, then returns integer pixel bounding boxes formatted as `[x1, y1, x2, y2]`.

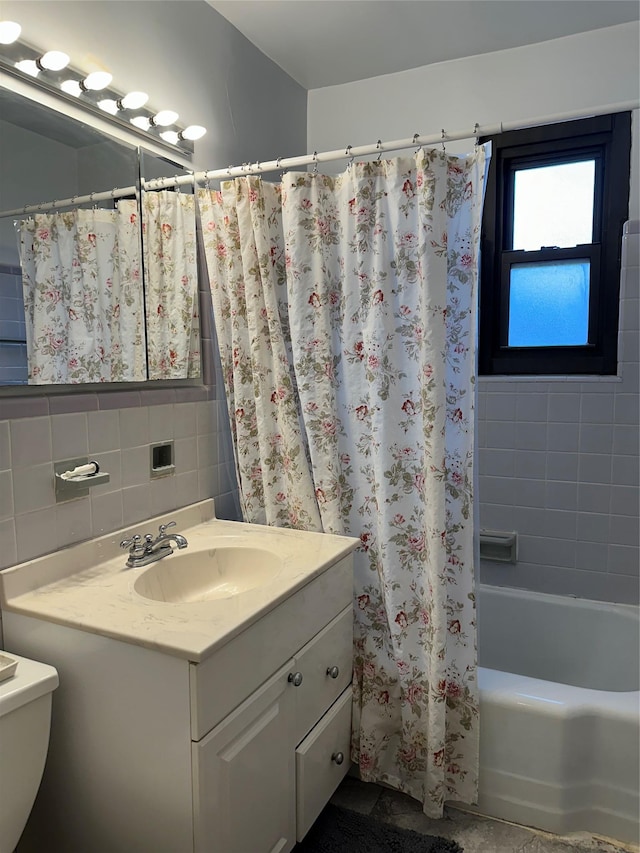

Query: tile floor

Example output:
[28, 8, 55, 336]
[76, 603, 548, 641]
[329, 776, 638, 853]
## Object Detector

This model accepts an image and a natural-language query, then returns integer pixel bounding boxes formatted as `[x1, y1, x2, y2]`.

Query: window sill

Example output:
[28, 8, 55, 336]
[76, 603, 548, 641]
[478, 374, 623, 383]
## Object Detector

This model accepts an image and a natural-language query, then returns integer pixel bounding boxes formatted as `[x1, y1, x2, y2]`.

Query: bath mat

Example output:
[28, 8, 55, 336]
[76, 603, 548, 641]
[295, 804, 463, 852]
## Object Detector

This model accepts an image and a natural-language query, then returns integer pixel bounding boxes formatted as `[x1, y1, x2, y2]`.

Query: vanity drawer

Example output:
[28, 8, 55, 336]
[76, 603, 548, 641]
[293, 605, 353, 745]
[190, 556, 353, 740]
[295, 686, 352, 841]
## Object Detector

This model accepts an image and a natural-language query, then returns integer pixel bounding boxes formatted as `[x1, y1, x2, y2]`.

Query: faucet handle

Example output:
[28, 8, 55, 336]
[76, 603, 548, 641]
[158, 521, 176, 535]
[120, 534, 142, 551]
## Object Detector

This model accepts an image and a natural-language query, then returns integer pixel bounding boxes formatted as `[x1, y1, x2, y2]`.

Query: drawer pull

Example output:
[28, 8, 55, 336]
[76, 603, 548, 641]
[288, 671, 304, 687]
[326, 665, 340, 679]
[331, 751, 345, 765]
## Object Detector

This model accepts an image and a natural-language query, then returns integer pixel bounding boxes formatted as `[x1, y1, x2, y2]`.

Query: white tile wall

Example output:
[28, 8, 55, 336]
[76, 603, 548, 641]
[478, 222, 640, 604]
[0, 399, 241, 570]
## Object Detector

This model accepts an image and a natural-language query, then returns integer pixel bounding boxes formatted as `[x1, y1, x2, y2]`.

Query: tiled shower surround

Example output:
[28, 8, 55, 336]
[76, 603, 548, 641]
[478, 221, 640, 604]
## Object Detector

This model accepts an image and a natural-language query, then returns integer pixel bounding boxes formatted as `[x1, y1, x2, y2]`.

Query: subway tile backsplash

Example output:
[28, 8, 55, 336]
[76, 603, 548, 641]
[0, 397, 242, 570]
[478, 221, 640, 604]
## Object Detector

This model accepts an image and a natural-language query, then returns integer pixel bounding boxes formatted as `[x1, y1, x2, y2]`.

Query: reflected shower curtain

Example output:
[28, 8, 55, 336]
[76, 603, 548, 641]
[199, 145, 488, 815]
[17, 201, 144, 383]
[143, 190, 200, 380]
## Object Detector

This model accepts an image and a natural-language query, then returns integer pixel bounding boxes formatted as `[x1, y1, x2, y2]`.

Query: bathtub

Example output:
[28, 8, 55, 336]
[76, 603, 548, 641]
[474, 584, 640, 845]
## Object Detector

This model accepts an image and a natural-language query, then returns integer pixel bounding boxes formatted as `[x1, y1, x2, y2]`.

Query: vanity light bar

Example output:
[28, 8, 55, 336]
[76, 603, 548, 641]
[0, 19, 206, 154]
[0, 20, 20, 44]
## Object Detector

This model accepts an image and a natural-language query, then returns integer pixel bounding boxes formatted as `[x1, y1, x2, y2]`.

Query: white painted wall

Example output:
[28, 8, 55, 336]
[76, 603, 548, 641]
[308, 23, 639, 217]
[308, 23, 640, 604]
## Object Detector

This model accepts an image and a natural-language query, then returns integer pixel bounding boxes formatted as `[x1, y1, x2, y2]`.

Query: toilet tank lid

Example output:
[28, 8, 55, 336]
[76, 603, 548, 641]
[0, 652, 58, 719]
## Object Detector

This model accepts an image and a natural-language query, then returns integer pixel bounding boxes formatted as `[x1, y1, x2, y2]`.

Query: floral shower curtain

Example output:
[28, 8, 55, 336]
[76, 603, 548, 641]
[17, 201, 144, 383]
[142, 190, 200, 380]
[198, 178, 322, 529]
[199, 144, 488, 816]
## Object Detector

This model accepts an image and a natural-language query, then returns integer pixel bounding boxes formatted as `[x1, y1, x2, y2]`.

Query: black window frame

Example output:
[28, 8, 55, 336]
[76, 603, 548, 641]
[479, 112, 632, 376]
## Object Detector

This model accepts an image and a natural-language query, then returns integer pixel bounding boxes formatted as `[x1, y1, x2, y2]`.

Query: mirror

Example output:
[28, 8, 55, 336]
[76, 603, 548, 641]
[0, 86, 201, 386]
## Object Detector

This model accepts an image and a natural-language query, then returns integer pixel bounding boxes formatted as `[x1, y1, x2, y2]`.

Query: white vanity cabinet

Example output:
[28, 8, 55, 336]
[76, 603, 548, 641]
[3, 554, 354, 853]
[192, 602, 353, 853]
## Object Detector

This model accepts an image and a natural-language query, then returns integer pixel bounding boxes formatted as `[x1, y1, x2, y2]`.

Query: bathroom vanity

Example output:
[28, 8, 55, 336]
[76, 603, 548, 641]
[0, 501, 358, 853]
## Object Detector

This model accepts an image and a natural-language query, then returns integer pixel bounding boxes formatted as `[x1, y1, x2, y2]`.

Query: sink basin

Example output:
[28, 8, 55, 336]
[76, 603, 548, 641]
[133, 547, 282, 603]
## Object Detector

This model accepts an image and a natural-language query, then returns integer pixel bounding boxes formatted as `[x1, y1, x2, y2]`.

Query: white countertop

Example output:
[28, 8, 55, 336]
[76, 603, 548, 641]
[0, 501, 358, 662]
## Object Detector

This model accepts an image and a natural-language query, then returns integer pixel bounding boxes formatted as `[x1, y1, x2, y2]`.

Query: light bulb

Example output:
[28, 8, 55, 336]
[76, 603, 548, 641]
[160, 131, 179, 145]
[0, 21, 21, 44]
[15, 59, 39, 77]
[39, 50, 70, 71]
[121, 91, 148, 110]
[83, 71, 112, 91]
[98, 99, 119, 115]
[152, 110, 179, 127]
[61, 80, 82, 97]
[182, 125, 207, 141]
[130, 116, 151, 131]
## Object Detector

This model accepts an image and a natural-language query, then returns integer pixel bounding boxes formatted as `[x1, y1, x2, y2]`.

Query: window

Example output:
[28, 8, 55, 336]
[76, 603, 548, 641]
[479, 112, 632, 376]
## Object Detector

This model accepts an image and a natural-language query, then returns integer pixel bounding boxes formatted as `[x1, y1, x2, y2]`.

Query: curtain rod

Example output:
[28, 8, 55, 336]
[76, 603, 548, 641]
[0, 185, 138, 219]
[2, 99, 638, 217]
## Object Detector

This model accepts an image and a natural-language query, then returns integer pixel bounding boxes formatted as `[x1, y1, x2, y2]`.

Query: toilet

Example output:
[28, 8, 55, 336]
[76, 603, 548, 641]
[0, 652, 58, 853]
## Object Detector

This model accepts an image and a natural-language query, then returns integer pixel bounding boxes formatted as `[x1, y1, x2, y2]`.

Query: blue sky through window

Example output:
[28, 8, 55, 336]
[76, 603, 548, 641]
[509, 260, 590, 346]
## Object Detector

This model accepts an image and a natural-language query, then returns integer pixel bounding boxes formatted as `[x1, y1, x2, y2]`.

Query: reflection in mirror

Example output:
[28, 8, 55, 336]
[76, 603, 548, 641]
[18, 201, 145, 384]
[0, 86, 144, 385]
[140, 150, 200, 380]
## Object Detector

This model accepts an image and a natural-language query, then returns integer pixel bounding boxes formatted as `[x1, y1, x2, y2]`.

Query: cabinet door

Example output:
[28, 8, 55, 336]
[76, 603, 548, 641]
[192, 660, 297, 853]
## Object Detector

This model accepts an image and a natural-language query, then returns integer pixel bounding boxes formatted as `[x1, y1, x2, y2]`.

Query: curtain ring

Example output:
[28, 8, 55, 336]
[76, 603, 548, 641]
[413, 132, 421, 153]
[376, 139, 383, 161]
[441, 129, 447, 153]
[312, 151, 319, 174]
[227, 165, 233, 176]
[474, 123, 480, 148]
[345, 144, 354, 169]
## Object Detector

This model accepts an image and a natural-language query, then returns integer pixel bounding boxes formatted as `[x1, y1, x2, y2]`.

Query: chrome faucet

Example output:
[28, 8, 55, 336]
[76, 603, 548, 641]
[120, 521, 188, 568]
